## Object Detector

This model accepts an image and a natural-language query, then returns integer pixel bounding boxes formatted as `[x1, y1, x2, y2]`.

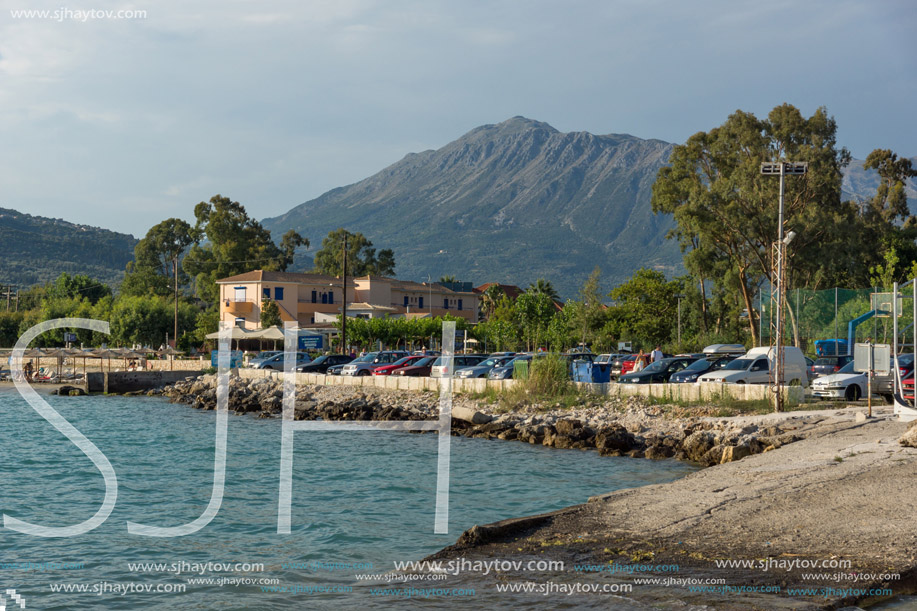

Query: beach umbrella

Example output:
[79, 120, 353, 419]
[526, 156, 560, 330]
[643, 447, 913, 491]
[92, 348, 121, 374]
[205, 326, 252, 351]
[157, 345, 183, 370]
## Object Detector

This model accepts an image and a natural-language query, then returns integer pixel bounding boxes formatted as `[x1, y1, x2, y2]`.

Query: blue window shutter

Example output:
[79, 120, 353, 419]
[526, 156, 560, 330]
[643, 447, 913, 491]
[263, 288, 270, 298]
[458, 299, 463, 311]
[312, 290, 317, 303]
[275, 287, 284, 300]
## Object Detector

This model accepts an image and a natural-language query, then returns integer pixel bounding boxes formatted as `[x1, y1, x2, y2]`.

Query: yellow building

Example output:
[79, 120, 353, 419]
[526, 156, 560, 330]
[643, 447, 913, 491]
[217, 271, 479, 329]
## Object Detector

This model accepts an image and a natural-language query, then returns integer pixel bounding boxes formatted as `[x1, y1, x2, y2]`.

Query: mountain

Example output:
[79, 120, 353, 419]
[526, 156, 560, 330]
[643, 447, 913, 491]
[841, 157, 917, 206]
[264, 117, 679, 298]
[0, 208, 137, 287]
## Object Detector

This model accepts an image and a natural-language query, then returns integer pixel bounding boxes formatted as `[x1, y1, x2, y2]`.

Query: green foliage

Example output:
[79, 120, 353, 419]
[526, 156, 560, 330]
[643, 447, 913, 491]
[182, 195, 304, 304]
[260, 299, 282, 328]
[523, 354, 572, 397]
[514, 292, 556, 350]
[110, 295, 197, 347]
[527, 279, 559, 302]
[46, 273, 112, 304]
[312, 228, 396, 277]
[121, 218, 196, 297]
[605, 268, 683, 350]
[0, 310, 25, 347]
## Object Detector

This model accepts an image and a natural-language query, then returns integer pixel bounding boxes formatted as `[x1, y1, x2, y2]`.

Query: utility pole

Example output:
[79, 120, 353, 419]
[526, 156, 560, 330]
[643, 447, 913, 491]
[4, 284, 11, 311]
[173, 256, 179, 349]
[341, 233, 347, 355]
[675, 294, 684, 348]
[761, 161, 807, 412]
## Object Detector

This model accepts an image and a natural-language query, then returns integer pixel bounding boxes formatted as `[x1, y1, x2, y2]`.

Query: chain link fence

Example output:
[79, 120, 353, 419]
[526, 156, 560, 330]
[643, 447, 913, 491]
[758, 287, 917, 355]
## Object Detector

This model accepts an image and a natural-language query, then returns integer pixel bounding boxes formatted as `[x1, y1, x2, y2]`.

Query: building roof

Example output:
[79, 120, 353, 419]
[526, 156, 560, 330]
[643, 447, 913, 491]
[346, 302, 399, 312]
[217, 270, 355, 286]
[474, 283, 524, 300]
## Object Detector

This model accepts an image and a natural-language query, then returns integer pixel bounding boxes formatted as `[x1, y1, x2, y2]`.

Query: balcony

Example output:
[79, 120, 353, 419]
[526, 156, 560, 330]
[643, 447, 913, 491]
[224, 299, 253, 316]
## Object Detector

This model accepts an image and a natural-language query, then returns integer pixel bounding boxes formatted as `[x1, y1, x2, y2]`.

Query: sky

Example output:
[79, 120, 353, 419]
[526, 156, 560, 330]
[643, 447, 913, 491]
[1, 0, 914, 237]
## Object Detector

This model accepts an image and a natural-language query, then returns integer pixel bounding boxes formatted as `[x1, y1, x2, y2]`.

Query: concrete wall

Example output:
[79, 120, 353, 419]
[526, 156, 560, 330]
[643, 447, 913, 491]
[86, 370, 202, 393]
[235, 369, 802, 404]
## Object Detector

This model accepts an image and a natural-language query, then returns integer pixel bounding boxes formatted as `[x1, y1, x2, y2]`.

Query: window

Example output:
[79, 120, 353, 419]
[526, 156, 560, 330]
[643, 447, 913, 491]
[234, 317, 245, 327]
[274, 287, 284, 300]
[444, 298, 449, 309]
[312, 290, 317, 304]
[234, 287, 246, 302]
[458, 299, 463, 311]
[321, 293, 328, 304]
[404, 296, 409, 307]
[329, 291, 334, 304]
[262, 288, 270, 298]
[419, 296, 424, 309]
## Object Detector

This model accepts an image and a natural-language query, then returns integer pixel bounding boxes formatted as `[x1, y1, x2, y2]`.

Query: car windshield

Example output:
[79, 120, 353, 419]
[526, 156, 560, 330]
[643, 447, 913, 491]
[723, 358, 754, 371]
[413, 357, 435, 367]
[353, 353, 378, 363]
[814, 358, 839, 366]
[310, 355, 329, 365]
[478, 358, 503, 367]
[897, 354, 914, 366]
[391, 356, 415, 366]
[683, 358, 712, 372]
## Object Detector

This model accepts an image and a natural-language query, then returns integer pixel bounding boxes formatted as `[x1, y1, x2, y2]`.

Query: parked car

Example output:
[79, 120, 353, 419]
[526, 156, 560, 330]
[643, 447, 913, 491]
[488, 354, 533, 380]
[620, 352, 671, 377]
[902, 372, 914, 402]
[296, 354, 353, 374]
[669, 355, 739, 383]
[617, 356, 697, 384]
[247, 351, 282, 368]
[810, 361, 867, 401]
[810, 355, 854, 379]
[326, 363, 347, 375]
[610, 354, 636, 378]
[455, 355, 516, 378]
[431, 354, 488, 378]
[340, 351, 411, 376]
[594, 354, 614, 364]
[394, 356, 438, 377]
[255, 352, 312, 370]
[697, 346, 809, 386]
[372, 355, 427, 375]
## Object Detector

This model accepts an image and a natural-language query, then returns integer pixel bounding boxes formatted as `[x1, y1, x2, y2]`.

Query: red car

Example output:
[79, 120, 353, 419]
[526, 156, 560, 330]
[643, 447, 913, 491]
[394, 356, 437, 377]
[372, 355, 427, 375]
[902, 373, 914, 401]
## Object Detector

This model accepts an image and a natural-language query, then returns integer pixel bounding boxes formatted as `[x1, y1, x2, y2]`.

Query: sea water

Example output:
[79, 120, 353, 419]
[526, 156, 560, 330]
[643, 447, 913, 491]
[0, 387, 697, 609]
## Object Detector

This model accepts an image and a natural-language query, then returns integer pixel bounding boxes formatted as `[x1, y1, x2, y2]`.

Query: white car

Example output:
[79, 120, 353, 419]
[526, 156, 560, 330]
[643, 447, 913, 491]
[698, 346, 808, 387]
[810, 361, 866, 401]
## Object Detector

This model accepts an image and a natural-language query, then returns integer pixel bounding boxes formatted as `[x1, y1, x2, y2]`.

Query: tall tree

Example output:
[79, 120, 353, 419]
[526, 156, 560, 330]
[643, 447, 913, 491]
[312, 228, 396, 277]
[182, 195, 305, 304]
[479, 284, 506, 321]
[122, 218, 197, 297]
[652, 104, 853, 345]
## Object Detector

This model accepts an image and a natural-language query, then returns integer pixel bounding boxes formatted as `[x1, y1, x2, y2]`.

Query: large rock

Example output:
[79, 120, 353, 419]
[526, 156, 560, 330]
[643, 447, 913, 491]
[682, 431, 716, 463]
[595, 425, 634, 453]
[452, 406, 493, 425]
[899, 422, 917, 448]
[720, 444, 752, 464]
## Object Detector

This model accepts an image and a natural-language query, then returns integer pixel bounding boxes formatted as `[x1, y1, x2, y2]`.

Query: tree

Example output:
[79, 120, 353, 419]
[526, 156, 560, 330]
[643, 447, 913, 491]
[110, 295, 197, 347]
[46, 273, 111, 305]
[479, 285, 506, 321]
[606, 268, 683, 349]
[573, 266, 606, 349]
[527, 278, 559, 302]
[439, 275, 457, 284]
[514, 292, 555, 350]
[121, 218, 196, 297]
[260, 299, 282, 328]
[182, 195, 305, 304]
[312, 228, 396, 277]
[652, 104, 854, 345]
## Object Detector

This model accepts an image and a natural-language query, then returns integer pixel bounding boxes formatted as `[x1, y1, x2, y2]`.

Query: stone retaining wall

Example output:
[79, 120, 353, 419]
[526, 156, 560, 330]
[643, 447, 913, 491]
[236, 369, 803, 403]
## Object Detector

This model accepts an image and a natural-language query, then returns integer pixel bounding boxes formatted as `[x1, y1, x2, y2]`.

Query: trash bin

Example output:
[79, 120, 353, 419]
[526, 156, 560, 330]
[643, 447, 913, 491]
[591, 362, 611, 384]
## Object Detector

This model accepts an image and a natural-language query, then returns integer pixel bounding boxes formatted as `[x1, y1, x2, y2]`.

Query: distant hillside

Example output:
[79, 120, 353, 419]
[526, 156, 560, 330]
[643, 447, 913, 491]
[0, 208, 137, 287]
[264, 117, 679, 298]
[266, 117, 914, 298]
[842, 157, 917, 208]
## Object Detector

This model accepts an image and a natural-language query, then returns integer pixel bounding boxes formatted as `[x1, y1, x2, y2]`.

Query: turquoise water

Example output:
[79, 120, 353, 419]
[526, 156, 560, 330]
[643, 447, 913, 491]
[0, 387, 697, 609]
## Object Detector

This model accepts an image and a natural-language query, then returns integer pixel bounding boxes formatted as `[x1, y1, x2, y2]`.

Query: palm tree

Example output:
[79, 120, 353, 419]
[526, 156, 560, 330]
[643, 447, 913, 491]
[528, 278, 559, 302]
[480, 284, 506, 321]
[439, 274, 457, 284]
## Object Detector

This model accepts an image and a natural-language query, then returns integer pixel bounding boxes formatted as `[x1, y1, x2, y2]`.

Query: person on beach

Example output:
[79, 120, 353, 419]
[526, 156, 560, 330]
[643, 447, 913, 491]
[23, 360, 34, 382]
[633, 350, 646, 372]
[651, 345, 663, 363]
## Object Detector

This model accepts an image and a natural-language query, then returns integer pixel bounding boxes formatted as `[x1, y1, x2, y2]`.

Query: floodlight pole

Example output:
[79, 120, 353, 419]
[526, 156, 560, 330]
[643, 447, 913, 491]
[761, 162, 807, 412]
[342, 233, 347, 355]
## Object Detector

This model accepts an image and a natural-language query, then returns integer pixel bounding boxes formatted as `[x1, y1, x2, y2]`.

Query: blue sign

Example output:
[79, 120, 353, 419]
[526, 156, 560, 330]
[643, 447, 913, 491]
[211, 350, 244, 368]
[298, 334, 323, 350]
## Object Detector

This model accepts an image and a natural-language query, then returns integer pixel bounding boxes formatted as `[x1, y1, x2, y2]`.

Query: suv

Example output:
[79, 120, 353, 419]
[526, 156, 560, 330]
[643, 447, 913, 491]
[296, 354, 353, 373]
[340, 351, 410, 376]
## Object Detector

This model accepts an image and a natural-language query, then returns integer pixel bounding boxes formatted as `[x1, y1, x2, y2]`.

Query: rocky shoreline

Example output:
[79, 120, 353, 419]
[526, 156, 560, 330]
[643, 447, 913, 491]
[151, 374, 830, 467]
